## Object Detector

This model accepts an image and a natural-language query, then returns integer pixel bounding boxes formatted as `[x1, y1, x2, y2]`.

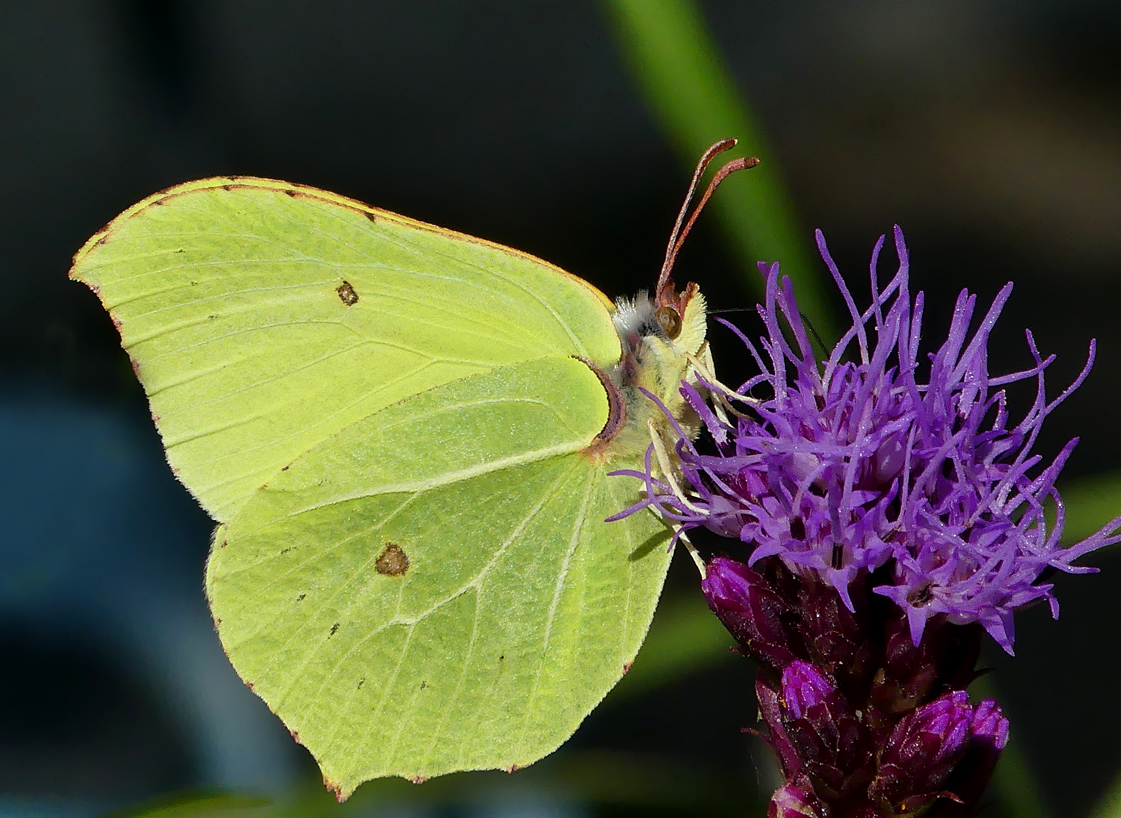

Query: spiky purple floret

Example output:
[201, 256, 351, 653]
[625, 226, 1121, 654]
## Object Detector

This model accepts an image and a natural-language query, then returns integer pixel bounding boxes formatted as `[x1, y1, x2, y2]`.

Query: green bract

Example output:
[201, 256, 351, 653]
[70, 179, 677, 798]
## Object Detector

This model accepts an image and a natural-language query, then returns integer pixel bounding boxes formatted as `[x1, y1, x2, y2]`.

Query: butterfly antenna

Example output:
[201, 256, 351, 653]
[657, 138, 760, 295]
[707, 307, 757, 316]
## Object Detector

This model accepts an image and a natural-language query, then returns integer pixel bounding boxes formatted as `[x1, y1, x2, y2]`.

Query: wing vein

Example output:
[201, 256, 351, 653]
[511, 466, 595, 755]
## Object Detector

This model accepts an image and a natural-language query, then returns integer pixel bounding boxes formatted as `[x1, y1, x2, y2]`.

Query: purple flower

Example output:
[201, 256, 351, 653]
[627, 226, 1121, 654]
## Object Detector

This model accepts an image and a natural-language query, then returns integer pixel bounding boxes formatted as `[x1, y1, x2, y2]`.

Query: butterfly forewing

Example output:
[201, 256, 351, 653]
[70, 178, 621, 521]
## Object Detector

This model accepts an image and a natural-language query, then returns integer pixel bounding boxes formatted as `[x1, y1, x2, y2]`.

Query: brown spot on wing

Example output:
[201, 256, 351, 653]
[376, 542, 409, 576]
[336, 280, 359, 306]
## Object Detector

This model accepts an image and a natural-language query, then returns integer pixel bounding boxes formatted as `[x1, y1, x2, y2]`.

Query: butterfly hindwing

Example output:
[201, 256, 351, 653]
[207, 357, 670, 795]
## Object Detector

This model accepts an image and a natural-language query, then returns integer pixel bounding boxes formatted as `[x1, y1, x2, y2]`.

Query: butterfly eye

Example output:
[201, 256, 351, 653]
[655, 304, 682, 339]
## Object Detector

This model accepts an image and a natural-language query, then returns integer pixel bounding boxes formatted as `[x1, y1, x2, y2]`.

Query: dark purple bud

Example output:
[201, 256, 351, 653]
[926, 700, 1010, 817]
[767, 780, 829, 818]
[756, 675, 805, 780]
[703, 556, 799, 670]
[777, 662, 871, 801]
[870, 690, 973, 810]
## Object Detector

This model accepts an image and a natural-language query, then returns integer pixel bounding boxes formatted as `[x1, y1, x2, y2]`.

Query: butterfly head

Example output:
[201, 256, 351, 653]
[606, 281, 709, 450]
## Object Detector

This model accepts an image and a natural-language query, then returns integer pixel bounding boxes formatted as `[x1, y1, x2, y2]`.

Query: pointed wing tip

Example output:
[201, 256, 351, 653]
[69, 175, 290, 273]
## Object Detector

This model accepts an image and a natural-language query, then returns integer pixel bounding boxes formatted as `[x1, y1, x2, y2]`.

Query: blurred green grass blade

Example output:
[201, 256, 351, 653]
[602, 0, 836, 340]
[1061, 471, 1121, 544]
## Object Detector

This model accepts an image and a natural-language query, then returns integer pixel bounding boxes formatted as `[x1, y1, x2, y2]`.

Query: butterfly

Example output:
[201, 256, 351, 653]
[70, 139, 755, 798]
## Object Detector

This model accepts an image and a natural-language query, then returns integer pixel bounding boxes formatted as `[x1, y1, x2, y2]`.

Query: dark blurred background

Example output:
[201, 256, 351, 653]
[3, 2, 1120, 817]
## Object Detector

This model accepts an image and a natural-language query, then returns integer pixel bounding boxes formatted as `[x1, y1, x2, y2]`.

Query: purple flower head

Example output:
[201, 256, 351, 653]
[630, 226, 1121, 654]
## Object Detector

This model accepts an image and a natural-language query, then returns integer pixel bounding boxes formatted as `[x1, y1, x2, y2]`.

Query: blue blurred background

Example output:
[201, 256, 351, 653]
[3, 2, 1121, 817]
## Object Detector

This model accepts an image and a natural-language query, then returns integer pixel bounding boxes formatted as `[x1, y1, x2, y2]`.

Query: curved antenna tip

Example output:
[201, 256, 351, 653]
[657, 144, 761, 293]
